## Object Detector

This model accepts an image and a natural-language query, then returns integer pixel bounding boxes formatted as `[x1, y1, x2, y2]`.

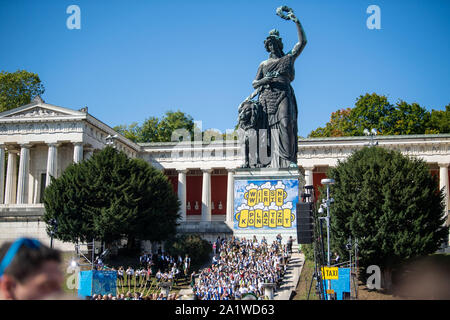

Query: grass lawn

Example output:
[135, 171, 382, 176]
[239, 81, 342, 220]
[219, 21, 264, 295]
[293, 259, 319, 300]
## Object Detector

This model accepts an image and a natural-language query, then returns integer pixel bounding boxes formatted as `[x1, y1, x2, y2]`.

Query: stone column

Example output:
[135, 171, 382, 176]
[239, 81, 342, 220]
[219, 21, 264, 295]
[46, 143, 59, 187]
[84, 147, 94, 160]
[4, 149, 18, 204]
[226, 169, 234, 224]
[73, 142, 84, 163]
[16, 144, 31, 204]
[177, 169, 187, 222]
[439, 163, 449, 219]
[201, 169, 212, 222]
[304, 166, 314, 186]
[0, 145, 5, 204]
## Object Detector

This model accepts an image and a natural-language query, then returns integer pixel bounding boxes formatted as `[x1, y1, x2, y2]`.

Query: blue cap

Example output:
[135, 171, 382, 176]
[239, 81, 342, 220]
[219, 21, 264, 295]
[0, 238, 41, 277]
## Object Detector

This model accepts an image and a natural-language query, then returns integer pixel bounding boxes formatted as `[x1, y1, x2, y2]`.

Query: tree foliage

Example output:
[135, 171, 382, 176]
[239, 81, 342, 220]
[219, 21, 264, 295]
[309, 93, 449, 137]
[426, 104, 450, 134]
[328, 147, 448, 288]
[114, 111, 195, 143]
[43, 147, 180, 245]
[165, 234, 211, 270]
[0, 70, 45, 112]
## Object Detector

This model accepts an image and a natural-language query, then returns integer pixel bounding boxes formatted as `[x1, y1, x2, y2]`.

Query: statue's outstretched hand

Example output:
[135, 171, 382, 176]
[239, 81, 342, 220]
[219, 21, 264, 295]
[288, 13, 299, 23]
[276, 6, 298, 23]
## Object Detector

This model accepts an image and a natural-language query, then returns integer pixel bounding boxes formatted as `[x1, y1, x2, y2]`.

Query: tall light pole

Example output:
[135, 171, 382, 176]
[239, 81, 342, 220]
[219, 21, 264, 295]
[49, 218, 57, 249]
[320, 178, 335, 299]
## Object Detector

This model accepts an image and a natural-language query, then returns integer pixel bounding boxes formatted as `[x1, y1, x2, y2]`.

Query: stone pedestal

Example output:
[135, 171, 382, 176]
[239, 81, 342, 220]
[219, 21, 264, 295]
[232, 167, 304, 244]
[262, 283, 276, 300]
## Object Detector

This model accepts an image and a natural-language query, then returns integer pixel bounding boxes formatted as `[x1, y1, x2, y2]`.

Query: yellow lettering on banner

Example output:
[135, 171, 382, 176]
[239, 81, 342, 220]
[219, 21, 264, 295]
[283, 209, 293, 228]
[269, 210, 277, 228]
[263, 211, 269, 226]
[276, 210, 283, 226]
[237, 181, 296, 230]
[248, 210, 255, 227]
[255, 209, 263, 228]
[238, 210, 249, 228]
[275, 189, 287, 206]
[248, 189, 257, 206]
[269, 190, 276, 204]
[262, 188, 270, 206]
[257, 190, 262, 204]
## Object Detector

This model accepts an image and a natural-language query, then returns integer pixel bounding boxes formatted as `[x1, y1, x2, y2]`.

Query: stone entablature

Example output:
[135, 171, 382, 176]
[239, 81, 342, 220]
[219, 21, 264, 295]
[297, 134, 450, 167]
[0, 100, 140, 157]
[140, 141, 242, 170]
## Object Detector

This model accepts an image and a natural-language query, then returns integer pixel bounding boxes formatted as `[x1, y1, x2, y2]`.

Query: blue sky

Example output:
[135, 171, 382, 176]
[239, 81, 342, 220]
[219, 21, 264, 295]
[1, 0, 449, 137]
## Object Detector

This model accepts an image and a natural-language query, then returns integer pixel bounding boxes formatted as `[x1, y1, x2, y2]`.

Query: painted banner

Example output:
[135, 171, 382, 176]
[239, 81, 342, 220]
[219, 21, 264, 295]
[78, 270, 117, 297]
[234, 179, 298, 230]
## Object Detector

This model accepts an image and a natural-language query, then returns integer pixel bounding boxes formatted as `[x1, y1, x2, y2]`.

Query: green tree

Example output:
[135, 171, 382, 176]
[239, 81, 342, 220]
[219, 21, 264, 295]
[308, 93, 447, 137]
[114, 111, 194, 143]
[350, 93, 395, 135]
[328, 147, 448, 290]
[157, 111, 195, 142]
[139, 117, 161, 142]
[165, 234, 211, 270]
[426, 104, 450, 134]
[43, 147, 180, 246]
[114, 122, 142, 142]
[389, 100, 430, 135]
[309, 108, 353, 137]
[0, 70, 45, 112]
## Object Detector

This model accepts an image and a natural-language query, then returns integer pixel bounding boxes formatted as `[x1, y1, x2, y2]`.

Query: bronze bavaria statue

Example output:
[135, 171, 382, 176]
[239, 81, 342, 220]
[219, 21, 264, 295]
[238, 6, 307, 169]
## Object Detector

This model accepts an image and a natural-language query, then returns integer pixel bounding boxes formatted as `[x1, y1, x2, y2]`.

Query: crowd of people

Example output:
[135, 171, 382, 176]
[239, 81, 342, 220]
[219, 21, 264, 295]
[87, 235, 292, 301]
[93, 251, 192, 288]
[192, 235, 291, 300]
[0, 235, 293, 300]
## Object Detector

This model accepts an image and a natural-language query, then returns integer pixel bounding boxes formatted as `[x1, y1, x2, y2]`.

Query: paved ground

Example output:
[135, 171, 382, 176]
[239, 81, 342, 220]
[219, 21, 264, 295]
[274, 251, 305, 300]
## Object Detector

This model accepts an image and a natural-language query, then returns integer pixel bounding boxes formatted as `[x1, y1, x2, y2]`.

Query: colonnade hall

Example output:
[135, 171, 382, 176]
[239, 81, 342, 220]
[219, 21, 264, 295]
[0, 97, 449, 250]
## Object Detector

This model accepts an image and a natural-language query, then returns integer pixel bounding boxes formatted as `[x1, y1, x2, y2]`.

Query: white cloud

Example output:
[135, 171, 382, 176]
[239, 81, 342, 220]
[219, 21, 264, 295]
[245, 183, 258, 191]
[260, 181, 272, 189]
[282, 202, 293, 210]
[254, 203, 264, 210]
[274, 181, 286, 190]
[237, 203, 250, 211]
[269, 202, 278, 211]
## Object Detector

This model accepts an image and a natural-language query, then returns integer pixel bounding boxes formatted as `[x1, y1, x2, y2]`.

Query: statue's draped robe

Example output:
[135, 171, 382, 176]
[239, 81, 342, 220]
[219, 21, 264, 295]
[255, 53, 298, 168]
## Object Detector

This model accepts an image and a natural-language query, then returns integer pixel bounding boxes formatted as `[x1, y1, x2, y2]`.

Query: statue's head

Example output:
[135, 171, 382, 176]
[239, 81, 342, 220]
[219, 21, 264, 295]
[264, 29, 284, 56]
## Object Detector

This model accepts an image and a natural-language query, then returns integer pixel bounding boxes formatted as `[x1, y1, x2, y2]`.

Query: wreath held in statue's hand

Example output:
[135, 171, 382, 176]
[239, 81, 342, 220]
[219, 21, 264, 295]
[276, 6, 298, 22]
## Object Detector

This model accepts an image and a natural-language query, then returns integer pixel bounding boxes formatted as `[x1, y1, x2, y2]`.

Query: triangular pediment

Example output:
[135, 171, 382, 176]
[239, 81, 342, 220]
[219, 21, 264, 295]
[0, 100, 86, 120]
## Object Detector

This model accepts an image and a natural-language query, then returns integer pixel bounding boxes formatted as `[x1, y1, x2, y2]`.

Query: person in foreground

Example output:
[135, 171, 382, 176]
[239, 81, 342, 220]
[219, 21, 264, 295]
[0, 237, 64, 300]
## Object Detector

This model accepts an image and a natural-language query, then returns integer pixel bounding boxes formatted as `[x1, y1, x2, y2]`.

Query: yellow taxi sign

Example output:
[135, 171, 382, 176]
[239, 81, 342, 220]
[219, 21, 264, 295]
[322, 267, 339, 280]
[326, 289, 335, 294]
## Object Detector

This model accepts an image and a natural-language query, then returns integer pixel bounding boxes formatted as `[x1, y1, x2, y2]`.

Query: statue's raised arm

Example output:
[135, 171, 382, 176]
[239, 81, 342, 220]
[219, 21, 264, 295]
[276, 6, 307, 59]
